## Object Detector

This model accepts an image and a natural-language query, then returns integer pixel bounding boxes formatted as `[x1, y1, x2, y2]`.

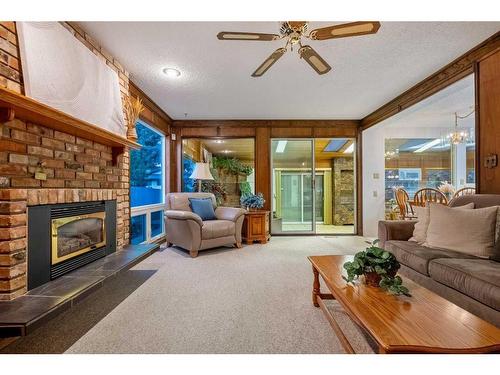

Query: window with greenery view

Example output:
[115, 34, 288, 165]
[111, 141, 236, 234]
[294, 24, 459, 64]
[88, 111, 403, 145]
[130, 121, 165, 244]
[131, 122, 165, 208]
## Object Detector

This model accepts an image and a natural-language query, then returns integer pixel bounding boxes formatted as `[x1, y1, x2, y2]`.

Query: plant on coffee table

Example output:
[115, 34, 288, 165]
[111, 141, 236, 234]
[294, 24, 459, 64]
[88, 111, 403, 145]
[342, 240, 411, 296]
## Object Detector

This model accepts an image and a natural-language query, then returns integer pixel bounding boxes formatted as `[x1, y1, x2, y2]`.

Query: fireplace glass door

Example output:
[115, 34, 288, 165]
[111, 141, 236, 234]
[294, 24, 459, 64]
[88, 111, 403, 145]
[51, 212, 106, 265]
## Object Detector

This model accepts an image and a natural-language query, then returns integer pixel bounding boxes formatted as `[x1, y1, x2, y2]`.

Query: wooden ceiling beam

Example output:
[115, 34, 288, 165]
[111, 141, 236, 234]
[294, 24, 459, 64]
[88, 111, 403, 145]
[172, 119, 360, 128]
[360, 31, 500, 131]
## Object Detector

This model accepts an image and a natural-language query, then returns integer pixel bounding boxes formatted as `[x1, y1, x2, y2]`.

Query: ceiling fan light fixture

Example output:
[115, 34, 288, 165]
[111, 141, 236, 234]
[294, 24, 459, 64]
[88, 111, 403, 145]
[217, 20, 380, 76]
[162, 67, 181, 78]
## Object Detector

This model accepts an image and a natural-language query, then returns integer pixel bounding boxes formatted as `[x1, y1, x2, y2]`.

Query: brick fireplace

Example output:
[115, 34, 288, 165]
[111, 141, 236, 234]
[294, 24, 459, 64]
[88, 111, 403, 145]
[0, 119, 130, 300]
[0, 21, 135, 300]
[0, 21, 174, 301]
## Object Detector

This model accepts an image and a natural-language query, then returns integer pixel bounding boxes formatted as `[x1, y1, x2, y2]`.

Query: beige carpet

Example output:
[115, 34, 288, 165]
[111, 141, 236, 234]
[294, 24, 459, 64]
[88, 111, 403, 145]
[65, 236, 376, 354]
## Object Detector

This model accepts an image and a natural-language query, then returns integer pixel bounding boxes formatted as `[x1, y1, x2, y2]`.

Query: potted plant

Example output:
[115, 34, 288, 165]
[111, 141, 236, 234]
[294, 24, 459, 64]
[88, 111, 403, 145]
[240, 193, 265, 211]
[343, 240, 411, 296]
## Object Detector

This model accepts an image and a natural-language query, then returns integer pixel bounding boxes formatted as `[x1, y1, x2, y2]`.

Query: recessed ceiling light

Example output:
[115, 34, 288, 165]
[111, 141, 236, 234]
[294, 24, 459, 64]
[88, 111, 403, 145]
[162, 68, 181, 78]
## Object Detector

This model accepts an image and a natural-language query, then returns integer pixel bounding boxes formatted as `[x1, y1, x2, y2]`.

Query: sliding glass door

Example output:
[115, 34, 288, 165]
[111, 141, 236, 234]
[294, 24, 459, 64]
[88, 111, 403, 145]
[271, 138, 356, 235]
[271, 139, 314, 234]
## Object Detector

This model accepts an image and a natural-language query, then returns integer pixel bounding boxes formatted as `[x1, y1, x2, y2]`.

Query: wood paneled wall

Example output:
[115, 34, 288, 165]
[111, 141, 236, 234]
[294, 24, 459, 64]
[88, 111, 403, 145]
[478, 50, 500, 193]
[170, 120, 360, 214]
[255, 127, 271, 210]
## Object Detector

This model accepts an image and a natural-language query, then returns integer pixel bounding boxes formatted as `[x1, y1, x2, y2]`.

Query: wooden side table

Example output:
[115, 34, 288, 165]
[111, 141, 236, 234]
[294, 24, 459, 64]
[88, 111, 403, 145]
[241, 210, 270, 245]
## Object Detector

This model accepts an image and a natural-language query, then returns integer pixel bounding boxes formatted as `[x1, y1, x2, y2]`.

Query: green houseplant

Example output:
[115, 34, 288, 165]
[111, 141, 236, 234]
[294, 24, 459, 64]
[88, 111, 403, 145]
[212, 156, 253, 176]
[342, 240, 411, 296]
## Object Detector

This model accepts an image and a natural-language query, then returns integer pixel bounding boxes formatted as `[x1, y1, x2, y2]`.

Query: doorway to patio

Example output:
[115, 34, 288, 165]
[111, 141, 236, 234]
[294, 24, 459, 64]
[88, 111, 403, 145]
[271, 138, 356, 235]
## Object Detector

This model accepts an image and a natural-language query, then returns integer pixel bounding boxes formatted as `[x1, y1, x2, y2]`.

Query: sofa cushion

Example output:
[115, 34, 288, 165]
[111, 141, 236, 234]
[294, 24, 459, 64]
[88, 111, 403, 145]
[202, 220, 235, 240]
[385, 240, 475, 276]
[429, 258, 500, 311]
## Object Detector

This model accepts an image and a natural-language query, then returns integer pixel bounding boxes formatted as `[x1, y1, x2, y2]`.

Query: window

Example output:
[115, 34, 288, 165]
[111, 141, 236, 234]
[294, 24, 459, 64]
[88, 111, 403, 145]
[130, 214, 147, 245]
[130, 121, 166, 244]
[131, 122, 165, 207]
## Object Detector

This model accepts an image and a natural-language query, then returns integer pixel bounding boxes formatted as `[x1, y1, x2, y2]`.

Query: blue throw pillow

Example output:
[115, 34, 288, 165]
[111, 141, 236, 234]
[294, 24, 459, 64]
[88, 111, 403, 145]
[188, 198, 216, 221]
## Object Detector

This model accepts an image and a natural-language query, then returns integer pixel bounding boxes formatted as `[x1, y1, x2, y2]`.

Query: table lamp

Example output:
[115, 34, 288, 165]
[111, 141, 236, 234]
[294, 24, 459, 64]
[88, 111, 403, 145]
[189, 162, 214, 192]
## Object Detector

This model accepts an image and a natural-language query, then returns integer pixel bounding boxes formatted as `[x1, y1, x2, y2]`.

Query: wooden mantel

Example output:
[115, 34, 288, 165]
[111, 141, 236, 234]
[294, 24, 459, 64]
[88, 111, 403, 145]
[0, 86, 140, 164]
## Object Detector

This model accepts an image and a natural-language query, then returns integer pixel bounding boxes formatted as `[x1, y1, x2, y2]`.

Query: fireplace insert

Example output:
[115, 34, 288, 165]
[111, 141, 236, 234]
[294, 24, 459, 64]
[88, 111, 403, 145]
[51, 211, 106, 265]
[28, 200, 116, 290]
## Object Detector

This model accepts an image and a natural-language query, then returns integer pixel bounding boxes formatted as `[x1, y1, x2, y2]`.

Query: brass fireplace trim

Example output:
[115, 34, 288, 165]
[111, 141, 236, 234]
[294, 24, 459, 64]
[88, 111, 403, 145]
[51, 211, 106, 265]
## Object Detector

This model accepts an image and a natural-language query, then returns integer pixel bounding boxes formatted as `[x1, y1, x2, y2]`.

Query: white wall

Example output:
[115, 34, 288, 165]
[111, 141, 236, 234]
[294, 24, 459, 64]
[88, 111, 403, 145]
[362, 126, 447, 237]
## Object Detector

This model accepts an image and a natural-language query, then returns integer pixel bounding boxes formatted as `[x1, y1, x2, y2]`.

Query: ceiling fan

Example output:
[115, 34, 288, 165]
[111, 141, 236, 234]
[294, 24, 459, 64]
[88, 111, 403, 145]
[217, 21, 381, 77]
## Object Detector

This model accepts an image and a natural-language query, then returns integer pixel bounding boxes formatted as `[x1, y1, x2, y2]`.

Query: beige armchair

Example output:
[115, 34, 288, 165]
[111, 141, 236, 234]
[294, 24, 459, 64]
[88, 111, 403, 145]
[165, 192, 246, 258]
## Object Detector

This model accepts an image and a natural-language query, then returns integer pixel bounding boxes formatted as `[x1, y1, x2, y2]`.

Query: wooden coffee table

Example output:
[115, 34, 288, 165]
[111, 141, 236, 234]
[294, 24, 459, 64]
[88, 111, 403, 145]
[308, 255, 500, 354]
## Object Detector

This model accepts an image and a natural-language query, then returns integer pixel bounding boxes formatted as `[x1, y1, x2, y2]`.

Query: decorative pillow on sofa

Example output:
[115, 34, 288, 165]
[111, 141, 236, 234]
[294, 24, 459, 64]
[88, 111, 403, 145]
[188, 198, 216, 221]
[409, 203, 474, 244]
[425, 204, 498, 258]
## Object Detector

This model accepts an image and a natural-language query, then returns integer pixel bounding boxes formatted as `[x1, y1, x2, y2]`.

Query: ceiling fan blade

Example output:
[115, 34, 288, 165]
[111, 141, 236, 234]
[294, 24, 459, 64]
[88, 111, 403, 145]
[217, 31, 280, 41]
[252, 48, 286, 77]
[298, 45, 331, 75]
[309, 21, 381, 40]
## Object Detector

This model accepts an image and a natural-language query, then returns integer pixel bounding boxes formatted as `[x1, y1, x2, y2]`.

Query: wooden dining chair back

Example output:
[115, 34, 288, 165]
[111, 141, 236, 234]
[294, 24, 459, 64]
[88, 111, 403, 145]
[413, 188, 448, 207]
[453, 187, 476, 199]
[395, 188, 414, 219]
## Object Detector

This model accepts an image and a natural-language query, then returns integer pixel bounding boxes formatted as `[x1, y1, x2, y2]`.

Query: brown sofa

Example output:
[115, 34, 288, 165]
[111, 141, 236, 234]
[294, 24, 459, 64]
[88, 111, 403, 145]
[378, 194, 500, 327]
[165, 192, 246, 258]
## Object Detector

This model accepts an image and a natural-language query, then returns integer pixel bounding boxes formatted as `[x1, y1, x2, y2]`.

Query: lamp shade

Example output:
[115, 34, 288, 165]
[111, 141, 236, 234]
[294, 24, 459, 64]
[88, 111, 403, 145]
[189, 162, 214, 180]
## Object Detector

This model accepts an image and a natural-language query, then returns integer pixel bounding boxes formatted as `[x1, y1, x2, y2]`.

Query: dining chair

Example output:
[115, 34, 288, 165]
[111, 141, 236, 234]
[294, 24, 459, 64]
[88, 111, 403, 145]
[395, 188, 416, 220]
[453, 187, 476, 199]
[413, 188, 448, 207]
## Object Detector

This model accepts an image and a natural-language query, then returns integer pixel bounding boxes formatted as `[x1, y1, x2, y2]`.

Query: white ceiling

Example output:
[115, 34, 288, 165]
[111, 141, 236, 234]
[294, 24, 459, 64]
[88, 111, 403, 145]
[380, 74, 475, 130]
[78, 22, 499, 120]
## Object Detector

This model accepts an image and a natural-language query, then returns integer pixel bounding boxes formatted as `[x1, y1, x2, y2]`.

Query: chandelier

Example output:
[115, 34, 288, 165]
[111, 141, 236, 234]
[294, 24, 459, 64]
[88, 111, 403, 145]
[445, 109, 475, 145]
[384, 149, 399, 159]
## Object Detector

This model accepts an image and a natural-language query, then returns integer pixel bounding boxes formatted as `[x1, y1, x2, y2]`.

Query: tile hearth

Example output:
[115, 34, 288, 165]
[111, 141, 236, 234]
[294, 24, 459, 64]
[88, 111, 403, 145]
[0, 243, 159, 337]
